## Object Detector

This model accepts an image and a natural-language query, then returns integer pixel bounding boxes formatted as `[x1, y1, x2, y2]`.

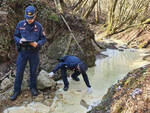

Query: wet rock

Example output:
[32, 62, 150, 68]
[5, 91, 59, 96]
[49, 92, 55, 99]
[3, 102, 51, 113]
[96, 54, 108, 59]
[57, 94, 63, 100]
[80, 99, 89, 109]
[96, 41, 117, 50]
[37, 70, 56, 90]
[118, 48, 124, 51]
[118, 44, 127, 49]
[143, 55, 150, 61]
[43, 99, 53, 106]
[76, 89, 82, 92]
[34, 94, 44, 102]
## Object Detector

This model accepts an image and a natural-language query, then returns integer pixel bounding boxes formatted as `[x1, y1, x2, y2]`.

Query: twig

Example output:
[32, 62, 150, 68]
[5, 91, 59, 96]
[60, 15, 84, 54]
[53, 0, 84, 54]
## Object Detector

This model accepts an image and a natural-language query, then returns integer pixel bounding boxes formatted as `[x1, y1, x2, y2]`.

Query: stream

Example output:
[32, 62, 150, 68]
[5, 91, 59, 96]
[3, 48, 149, 113]
[49, 48, 149, 113]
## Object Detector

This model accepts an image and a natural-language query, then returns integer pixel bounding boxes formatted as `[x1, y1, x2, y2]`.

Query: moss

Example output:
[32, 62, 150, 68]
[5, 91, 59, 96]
[43, 9, 59, 22]
[48, 13, 59, 22]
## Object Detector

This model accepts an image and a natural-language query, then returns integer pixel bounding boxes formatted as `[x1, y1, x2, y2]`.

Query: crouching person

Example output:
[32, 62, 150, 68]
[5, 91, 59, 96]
[48, 55, 92, 93]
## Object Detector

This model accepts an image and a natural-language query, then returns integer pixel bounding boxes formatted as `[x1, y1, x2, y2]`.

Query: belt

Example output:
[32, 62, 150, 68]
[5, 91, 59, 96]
[21, 46, 36, 51]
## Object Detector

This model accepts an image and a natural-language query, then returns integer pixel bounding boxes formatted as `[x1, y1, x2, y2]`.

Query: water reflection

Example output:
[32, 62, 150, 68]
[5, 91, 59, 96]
[51, 49, 149, 113]
[4, 49, 149, 113]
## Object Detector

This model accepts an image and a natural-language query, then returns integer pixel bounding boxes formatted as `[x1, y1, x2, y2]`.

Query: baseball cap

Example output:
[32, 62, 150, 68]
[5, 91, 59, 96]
[79, 62, 88, 72]
[25, 6, 36, 20]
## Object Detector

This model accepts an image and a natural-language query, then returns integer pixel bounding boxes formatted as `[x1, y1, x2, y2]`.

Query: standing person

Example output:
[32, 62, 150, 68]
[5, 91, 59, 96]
[48, 55, 92, 93]
[10, 5, 46, 101]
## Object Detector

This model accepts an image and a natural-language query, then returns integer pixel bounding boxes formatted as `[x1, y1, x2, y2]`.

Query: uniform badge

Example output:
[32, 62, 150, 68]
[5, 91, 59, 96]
[34, 25, 38, 31]
[28, 12, 32, 16]
[34, 29, 38, 31]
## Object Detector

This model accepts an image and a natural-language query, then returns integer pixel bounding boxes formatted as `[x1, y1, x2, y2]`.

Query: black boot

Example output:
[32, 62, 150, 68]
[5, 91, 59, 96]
[10, 92, 20, 101]
[72, 77, 80, 81]
[63, 86, 69, 91]
[31, 88, 38, 96]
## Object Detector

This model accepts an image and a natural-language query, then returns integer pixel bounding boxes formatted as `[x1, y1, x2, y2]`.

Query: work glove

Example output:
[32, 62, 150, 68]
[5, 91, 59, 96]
[29, 42, 38, 48]
[87, 87, 92, 94]
[48, 72, 55, 78]
[19, 38, 26, 44]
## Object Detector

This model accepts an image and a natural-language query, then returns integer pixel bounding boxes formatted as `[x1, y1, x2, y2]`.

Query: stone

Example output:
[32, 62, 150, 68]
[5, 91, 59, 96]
[80, 99, 89, 109]
[0, 78, 12, 91]
[57, 94, 63, 100]
[43, 99, 53, 106]
[34, 94, 44, 102]
[143, 55, 150, 61]
[3, 102, 51, 113]
[37, 70, 56, 90]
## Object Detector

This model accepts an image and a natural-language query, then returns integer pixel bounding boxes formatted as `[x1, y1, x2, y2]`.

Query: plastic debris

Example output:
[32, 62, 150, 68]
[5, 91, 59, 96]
[116, 86, 122, 91]
[130, 88, 142, 99]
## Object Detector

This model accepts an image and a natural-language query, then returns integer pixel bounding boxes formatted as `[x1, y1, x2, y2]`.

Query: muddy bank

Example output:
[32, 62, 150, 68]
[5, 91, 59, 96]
[0, 0, 97, 112]
[88, 63, 150, 113]
[110, 28, 150, 49]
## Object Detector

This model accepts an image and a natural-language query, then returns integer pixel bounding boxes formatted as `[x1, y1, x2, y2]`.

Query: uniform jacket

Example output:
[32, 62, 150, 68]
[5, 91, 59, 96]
[14, 20, 46, 48]
[52, 55, 82, 73]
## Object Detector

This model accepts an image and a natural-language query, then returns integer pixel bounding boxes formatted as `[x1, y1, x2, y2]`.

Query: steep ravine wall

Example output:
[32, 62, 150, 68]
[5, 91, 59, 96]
[88, 64, 150, 113]
[0, 0, 96, 73]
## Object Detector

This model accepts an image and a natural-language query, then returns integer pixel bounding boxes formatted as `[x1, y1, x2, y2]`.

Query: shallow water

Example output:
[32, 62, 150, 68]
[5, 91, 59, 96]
[4, 49, 149, 113]
[50, 49, 149, 113]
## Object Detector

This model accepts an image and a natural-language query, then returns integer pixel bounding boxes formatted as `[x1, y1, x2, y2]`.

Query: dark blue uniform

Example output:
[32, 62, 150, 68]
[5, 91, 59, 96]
[14, 20, 46, 93]
[52, 55, 91, 88]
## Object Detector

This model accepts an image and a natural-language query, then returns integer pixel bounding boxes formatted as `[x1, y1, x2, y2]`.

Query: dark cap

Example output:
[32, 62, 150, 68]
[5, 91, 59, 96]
[79, 62, 88, 72]
[25, 6, 36, 20]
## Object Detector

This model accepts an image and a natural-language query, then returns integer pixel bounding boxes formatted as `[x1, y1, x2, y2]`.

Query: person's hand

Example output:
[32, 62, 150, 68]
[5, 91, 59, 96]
[19, 38, 26, 44]
[48, 72, 54, 78]
[87, 87, 92, 94]
[29, 42, 38, 48]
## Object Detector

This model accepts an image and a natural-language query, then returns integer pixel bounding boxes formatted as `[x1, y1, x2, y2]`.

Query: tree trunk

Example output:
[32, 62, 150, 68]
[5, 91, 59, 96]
[95, 0, 101, 23]
[60, 0, 66, 8]
[72, 0, 83, 10]
[73, 0, 88, 13]
[106, 0, 118, 35]
[82, 0, 98, 19]
[54, 0, 63, 13]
